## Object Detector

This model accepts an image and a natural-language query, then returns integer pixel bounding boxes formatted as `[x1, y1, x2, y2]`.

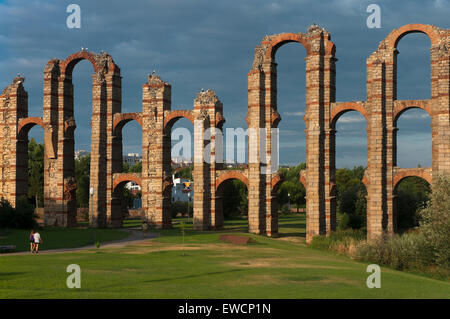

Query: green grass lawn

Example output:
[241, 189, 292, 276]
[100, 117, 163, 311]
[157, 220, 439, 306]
[0, 214, 449, 299]
[0, 228, 130, 252]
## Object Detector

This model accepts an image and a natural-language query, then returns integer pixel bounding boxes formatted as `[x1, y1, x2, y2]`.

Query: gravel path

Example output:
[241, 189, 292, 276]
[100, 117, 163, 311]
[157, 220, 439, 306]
[0, 228, 159, 256]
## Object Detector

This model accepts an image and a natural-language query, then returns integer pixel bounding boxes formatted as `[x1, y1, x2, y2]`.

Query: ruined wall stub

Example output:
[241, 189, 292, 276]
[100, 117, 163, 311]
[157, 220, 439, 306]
[0, 76, 28, 207]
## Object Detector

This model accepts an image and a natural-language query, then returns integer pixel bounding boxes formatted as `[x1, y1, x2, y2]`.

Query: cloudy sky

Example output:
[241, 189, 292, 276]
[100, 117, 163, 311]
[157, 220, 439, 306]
[0, 0, 447, 168]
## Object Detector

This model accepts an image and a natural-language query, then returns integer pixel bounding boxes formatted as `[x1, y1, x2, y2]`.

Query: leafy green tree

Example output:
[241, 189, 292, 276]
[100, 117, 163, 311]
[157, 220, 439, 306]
[335, 166, 367, 229]
[222, 179, 248, 218]
[173, 166, 193, 180]
[27, 138, 44, 207]
[75, 155, 90, 208]
[123, 161, 142, 173]
[0, 196, 37, 229]
[418, 175, 450, 269]
[396, 176, 430, 231]
[277, 163, 306, 211]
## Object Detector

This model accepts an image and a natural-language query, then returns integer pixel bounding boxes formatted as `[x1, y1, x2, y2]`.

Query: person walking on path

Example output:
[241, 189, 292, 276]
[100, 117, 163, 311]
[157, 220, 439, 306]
[33, 231, 43, 254]
[29, 230, 35, 253]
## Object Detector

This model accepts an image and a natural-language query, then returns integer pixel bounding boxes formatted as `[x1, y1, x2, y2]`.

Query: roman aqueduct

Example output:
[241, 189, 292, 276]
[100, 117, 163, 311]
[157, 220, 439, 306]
[0, 24, 448, 242]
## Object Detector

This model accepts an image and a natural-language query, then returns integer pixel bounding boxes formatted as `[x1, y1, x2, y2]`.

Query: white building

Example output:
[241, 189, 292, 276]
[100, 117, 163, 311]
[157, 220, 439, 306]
[171, 175, 193, 203]
[123, 153, 142, 166]
[125, 181, 141, 192]
[75, 149, 89, 159]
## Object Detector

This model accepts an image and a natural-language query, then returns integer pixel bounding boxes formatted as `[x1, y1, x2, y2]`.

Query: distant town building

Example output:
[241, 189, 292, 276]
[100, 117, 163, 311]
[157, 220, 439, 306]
[75, 149, 89, 159]
[123, 153, 142, 166]
[171, 175, 193, 203]
[172, 156, 192, 165]
[125, 181, 141, 193]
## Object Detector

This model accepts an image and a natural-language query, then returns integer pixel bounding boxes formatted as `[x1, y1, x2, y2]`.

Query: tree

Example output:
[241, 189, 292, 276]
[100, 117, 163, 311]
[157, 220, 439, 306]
[335, 166, 367, 229]
[174, 166, 193, 180]
[75, 155, 90, 208]
[277, 163, 306, 211]
[27, 138, 44, 207]
[222, 179, 248, 218]
[418, 175, 450, 269]
[396, 176, 430, 231]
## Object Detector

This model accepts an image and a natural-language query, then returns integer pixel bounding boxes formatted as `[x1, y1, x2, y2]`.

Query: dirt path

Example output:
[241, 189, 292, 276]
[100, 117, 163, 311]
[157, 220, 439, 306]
[0, 229, 159, 256]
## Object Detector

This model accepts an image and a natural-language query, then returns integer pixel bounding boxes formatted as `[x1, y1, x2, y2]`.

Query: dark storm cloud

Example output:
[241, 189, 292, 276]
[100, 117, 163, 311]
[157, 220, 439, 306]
[0, 0, 447, 166]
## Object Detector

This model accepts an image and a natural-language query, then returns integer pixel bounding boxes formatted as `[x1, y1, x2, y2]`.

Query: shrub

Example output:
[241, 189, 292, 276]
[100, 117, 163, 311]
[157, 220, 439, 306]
[171, 201, 193, 218]
[310, 229, 365, 253]
[356, 232, 437, 272]
[0, 198, 15, 228]
[337, 212, 350, 230]
[0, 196, 37, 229]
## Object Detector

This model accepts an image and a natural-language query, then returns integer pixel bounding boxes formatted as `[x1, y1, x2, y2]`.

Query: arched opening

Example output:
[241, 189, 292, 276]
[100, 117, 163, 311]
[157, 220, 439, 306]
[396, 33, 431, 100]
[273, 41, 307, 237]
[275, 166, 306, 238]
[71, 60, 95, 221]
[17, 123, 45, 207]
[112, 178, 143, 227]
[394, 176, 430, 233]
[216, 177, 248, 231]
[395, 108, 431, 168]
[276, 42, 306, 166]
[333, 110, 368, 231]
[166, 116, 194, 225]
[118, 120, 143, 173]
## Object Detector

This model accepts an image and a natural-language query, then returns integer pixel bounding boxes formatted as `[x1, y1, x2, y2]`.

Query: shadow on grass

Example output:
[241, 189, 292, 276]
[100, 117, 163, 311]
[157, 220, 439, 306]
[278, 232, 306, 238]
[0, 272, 25, 279]
[144, 268, 246, 283]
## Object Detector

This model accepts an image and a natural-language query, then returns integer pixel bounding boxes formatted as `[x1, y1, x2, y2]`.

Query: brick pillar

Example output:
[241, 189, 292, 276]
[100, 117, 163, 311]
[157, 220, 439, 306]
[105, 69, 122, 227]
[247, 66, 266, 235]
[431, 41, 450, 175]
[42, 59, 61, 226]
[143, 74, 172, 228]
[88, 73, 108, 227]
[323, 54, 337, 235]
[54, 73, 81, 227]
[192, 90, 223, 231]
[0, 76, 28, 206]
[210, 113, 225, 230]
[366, 56, 388, 240]
[304, 51, 327, 243]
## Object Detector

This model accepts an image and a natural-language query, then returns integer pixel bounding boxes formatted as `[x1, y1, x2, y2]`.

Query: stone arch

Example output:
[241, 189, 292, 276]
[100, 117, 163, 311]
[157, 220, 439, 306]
[271, 174, 283, 193]
[393, 100, 432, 123]
[17, 117, 44, 138]
[330, 102, 368, 128]
[113, 112, 143, 133]
[216, 170, 249, 190]
[164, 110, 194, 131]
[110, 173, 142, 227]
[214, 170, 249, 230]
[392, 168, 432, 232]
[384, 24, 440, 50]
[113, 173, 142, 191]
[60, 51, 120, 77]
[266, 33, 311, 60]
[393, 168, 432, 191]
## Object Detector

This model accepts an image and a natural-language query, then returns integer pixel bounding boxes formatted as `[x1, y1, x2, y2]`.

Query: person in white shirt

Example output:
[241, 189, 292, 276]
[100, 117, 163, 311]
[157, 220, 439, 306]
[33, 231, 43, 253]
